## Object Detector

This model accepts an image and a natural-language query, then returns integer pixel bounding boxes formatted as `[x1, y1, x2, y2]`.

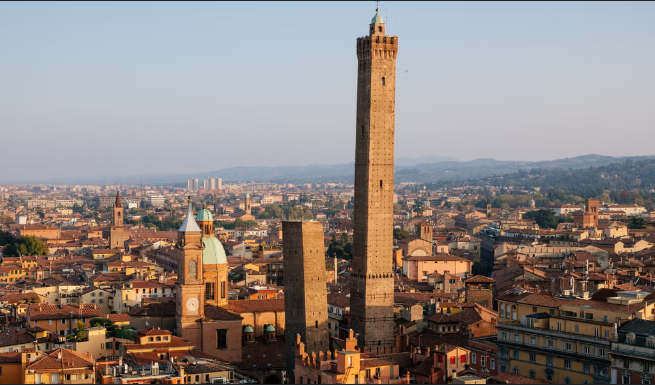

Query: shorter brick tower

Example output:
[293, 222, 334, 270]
[464, 275, 495, 308]
[574, 198, 600, 228]
[245, 193, 252, 216]
[109, 192, 125, 250]
[416, 222, 433, 243]
[283, 221, 330, 381]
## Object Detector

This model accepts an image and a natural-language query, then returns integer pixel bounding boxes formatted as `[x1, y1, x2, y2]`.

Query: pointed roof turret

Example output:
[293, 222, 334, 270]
[179, 197, 201, 233]
[114, 191, 122, 208]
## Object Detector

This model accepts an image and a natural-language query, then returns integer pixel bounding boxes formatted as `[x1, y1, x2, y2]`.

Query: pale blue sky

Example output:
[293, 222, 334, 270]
[1, 1, 654, 181]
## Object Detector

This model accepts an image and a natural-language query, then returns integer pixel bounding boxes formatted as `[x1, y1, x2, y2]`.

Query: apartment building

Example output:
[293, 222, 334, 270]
[496, 290, 655, 384]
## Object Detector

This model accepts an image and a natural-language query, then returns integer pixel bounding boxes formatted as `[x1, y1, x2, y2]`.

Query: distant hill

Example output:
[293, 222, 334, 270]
[10, 154, 654, 185]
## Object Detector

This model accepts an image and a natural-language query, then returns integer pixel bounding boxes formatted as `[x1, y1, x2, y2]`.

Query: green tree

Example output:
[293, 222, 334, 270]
[472, 260, 491, 277]
[90, 317, 113, 328]
[628, 216, 647, 229]
[3, 235, 49, 258]
[393, 228, 409, 240]
[327, 233, 352, 261]
[523, 209, 559, 229]
[0, 231, 15, 246]
[74, 320, 87, 341]
[71, 203, 85, 213]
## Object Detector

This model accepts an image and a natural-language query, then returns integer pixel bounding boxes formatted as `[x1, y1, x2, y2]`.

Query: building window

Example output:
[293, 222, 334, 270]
[529, 353, 535, 363]
[547, 374, 553, 381]
[599, 348, 605, 357]
[381, 77, 385, 85]
[564, 377, 571, 384]
[584, 346, 590, 354]
[605, 329, 610, 339]
[205, 283, 215, 300]
[625, 359, 631, 369]
[644, 377, 651, 385]
[216, 329, 228, 349]
[547, 356, 553, 366]
[548, 339, 553, 348]
[624, 375, 632, 384]
[565, 342, 572, 351]
[481, 356, 486, 367]
[490, 358, 495, 370]
[584, 363, 590, 373]
[221, 281, 227, 298]
[472, 353, 476, 364]
[514, 333, 519, 342]
[531, 336, 536, 345]
[529, 370, 536, 379]
[513, 367, 519, 375]
[646, 362, 651, 372]
[502, 332, 507, 340]
[565, 359, 571, 369]
[450, 356, 456, 364]
[189, 261, 197, 279]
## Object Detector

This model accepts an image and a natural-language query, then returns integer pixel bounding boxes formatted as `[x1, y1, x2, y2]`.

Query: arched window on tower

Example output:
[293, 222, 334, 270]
[378, 26, 382, 33]
[189, 261, 197, 279]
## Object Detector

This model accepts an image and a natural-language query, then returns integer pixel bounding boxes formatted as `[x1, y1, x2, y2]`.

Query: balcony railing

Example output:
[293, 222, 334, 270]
[498, 321, 611, 346]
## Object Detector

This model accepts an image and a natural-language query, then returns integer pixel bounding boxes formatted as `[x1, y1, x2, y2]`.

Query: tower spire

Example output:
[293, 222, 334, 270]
[114, 191, 122, 208]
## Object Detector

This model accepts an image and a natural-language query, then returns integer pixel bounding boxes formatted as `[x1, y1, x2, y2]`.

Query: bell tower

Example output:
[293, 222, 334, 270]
[350, 7, 398, 352]
[175, 198, 205, 348]
[245, 193, 252, 215]
[109, 191, 125, 250]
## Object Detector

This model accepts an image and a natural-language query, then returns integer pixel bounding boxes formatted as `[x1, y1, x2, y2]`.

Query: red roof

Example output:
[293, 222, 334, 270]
[26, 348, 94, 370]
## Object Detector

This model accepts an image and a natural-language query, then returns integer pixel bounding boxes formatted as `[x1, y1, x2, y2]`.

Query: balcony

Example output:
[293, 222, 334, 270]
[498, 321, 611, 346]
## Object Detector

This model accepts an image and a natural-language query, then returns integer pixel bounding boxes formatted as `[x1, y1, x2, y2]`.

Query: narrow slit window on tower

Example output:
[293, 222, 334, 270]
[315, 320, 318, 329]
[381, 77, 386, 85]
[380, 180, 383, 188]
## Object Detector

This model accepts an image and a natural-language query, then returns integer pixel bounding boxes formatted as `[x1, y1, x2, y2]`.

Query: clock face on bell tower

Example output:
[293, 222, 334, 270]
[176, 200, 206, 327]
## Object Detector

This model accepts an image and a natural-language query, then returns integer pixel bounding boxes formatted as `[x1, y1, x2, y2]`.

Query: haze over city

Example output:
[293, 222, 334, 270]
[1, 1, 654, 182]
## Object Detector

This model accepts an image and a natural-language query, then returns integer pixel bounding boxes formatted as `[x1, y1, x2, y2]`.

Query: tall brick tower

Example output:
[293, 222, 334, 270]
[350, 7, 398, 352]
[283, 221, 329, 380]
[109, 191, 125, 250]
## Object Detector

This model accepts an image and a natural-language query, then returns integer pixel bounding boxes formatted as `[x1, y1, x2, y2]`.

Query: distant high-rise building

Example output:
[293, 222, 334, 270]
[193, 178, 199, 190]
[187, 179, 194, 190]
[217, 178, 222, 190]
[350, 8, 398, 352]
[283, 221, 329, 380]
[209, 177, 217, 190]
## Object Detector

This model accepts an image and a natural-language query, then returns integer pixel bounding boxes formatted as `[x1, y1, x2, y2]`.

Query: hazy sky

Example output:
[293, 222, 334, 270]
[1, 1, 654, 182]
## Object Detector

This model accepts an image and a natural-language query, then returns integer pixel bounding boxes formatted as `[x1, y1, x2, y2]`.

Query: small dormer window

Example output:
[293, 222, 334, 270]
[626, 332, 636, 344]
[647, 336, 655, 347]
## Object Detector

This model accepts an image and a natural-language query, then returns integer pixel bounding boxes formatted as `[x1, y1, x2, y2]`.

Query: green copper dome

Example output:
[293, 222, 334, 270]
[371, 13, 384, 24]
[201, 236, 227, 265]
[265, 325, 276, 333]
[244, 325, 254, 333]
[196, 208, 213, 222]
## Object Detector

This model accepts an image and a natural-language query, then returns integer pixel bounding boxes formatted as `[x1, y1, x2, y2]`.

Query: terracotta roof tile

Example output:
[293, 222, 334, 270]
[26, 348, 94, 370]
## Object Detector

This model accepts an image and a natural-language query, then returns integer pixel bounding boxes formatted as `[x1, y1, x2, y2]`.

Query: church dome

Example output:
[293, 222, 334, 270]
[244, 325, 254, 333]
[201, 236, 227, 265]
[371, 13, 384, 24]
[196, 208, 214, 222]
[265, 325, 276, 333]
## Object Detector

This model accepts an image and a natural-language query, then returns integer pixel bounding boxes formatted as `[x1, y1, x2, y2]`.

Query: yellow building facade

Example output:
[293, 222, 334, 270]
[496, 291, 654, 384]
